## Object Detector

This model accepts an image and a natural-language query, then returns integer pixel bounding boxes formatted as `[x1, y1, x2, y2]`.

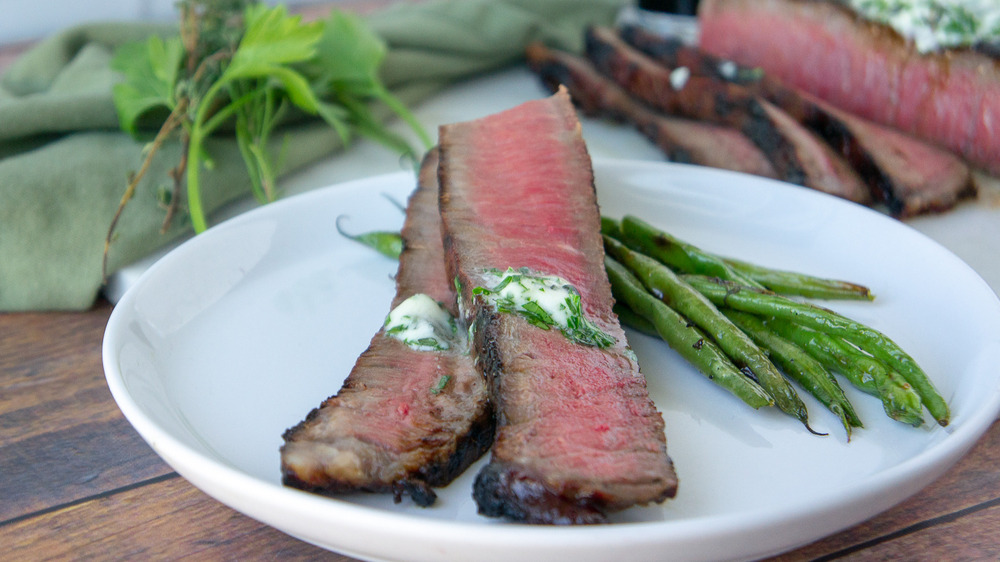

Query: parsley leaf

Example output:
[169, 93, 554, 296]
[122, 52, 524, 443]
[110, 35, 184, 135]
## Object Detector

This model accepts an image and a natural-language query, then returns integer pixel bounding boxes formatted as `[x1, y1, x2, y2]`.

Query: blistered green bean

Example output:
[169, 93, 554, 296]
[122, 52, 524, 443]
[619, 215, 763, 288]
[605, 256, 773, 410]
[682, 274, 949, 426]
[722, 257, 873, 301]
[724, 309, 860, 438]
[336, 216, 403, 259]
[764, 318, 924, 427]
[605, 237, 810, 425]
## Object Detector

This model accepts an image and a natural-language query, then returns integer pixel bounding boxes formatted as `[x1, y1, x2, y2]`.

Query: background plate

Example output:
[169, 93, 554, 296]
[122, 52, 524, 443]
[103, 159, 1000, 562]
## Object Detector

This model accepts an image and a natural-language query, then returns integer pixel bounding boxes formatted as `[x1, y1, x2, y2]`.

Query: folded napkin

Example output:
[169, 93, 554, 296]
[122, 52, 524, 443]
[0, 0, 625, 311]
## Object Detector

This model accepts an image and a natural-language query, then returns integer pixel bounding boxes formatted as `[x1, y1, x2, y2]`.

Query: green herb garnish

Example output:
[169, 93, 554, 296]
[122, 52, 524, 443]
[430, 375, 451, 395]
[103, 0, 430, 278]
[474, 267, 616, 348]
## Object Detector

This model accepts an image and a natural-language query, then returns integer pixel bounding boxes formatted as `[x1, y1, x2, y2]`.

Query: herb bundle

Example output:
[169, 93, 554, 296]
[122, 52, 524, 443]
[104, 0, 429, 276]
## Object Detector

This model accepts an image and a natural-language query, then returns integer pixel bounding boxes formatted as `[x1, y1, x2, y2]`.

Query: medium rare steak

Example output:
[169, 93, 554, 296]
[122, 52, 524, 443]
[698, 0, 1000, 176]
[585, 26, 870, 203]
[526, 42, 778, 179]
[280, 149, 493, 506]
[813, 99, 974, 216]
[437, 88, 677, 524]
[620, 23, 974, 216]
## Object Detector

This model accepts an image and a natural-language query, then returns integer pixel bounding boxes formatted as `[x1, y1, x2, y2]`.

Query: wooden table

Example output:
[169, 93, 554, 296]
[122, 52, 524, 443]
[1, 302, 999, 560]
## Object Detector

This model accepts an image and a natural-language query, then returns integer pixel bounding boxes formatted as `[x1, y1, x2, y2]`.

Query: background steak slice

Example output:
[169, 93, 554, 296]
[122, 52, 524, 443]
[619, 23, 974, 217]
[697, 0, 1000, 176]
[813, 98, 974, 217]
[438, 88, 677, 524]
[585, 26, 870, 203]
[526, 42, 778, 179]
[280, 149, 493, 506]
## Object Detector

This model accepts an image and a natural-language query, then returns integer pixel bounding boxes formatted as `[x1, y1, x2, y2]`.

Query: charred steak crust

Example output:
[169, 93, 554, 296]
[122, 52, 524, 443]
[473, 463, 606, 525]
[438, 88, 677, 524]
[584, 26, 871, 203]
[525, 42, 778, 179]
[617, 23, 973, 217]
[280, 149, 493, 506]
[698, 0, 1000, 176]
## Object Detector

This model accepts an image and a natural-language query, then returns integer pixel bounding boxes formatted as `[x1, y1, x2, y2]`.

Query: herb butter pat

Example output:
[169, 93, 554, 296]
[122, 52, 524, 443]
[384, 294, 457, 351]
[849, 0, 1000, 52]
[473, 267, 616, 348]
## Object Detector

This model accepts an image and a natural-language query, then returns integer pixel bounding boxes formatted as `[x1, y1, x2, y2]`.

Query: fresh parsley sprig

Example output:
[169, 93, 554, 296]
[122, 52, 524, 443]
[103, 0, 430, 278]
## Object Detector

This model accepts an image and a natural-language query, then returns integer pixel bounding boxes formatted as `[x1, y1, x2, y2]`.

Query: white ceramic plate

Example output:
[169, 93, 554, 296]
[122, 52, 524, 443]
[103, 159, 1000, 562]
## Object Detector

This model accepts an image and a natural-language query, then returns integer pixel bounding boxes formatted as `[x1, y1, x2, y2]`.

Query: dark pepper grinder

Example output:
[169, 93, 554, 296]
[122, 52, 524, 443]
[638, 0, 700, 15]
[629, 0, 700, 44]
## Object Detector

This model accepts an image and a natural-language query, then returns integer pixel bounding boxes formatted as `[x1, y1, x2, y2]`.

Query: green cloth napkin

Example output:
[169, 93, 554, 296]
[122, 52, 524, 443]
[0, 0, 625, 311]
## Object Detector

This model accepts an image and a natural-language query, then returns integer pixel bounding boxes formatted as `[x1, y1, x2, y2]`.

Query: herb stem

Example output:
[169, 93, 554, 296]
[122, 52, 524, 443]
[186, 128, 209, 233]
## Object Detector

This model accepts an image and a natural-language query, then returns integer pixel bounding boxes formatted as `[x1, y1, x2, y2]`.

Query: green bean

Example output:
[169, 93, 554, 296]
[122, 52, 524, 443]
[683, 274, 950, 426]
[601, 216, 623, 238]
[722, 257, 874, 301]
[763, 318, 924, 427]
[619, 215, 764, 288]
[613, 303, 659, 338]
[763, 318, 877, 395]
[605, 237, 812, 427]
[336, 216, 403, 259]
[618, 214, 872, 300]
[724, 309, 860, 438]
[605, 257, 773, 410]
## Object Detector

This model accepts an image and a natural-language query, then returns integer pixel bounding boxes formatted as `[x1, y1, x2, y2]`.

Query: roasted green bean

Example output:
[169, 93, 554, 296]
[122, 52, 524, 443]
[617, 214, 872, 300]
[619, 215, 763, 288]
[763, 318, 925, 427]
[613, 303, 659, 337]
[682, 274, 950, 426]
[724, 309, 860, 438]
[605, 256, 773, 410]
[605, 237, 811, 427]
[336, 216, 403, 259]
[722, 257, 874, 301]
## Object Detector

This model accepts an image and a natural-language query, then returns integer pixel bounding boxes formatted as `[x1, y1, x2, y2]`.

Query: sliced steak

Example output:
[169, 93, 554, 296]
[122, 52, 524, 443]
[813, 99, 974, 217]
[280, 149, 493, 506]
[525, 42, 778, 179]
[697, 0, 1000, 176]
[618, 24, 974, 217]
[586, 26, 870, 203]
[437, 88, 677, 524]
[618, 24, 763, 85]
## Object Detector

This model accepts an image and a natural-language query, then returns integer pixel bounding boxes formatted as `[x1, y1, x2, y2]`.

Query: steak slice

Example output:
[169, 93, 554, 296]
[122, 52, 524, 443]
[437, 88, 677, 524]
[280, 149, 493, 506]
[525, 42, 778, 179]
[585, 26, 871, 203]
[813, 99, 975, 217]
[619, 24, 974, 217]
[697, 0, 1000, 176]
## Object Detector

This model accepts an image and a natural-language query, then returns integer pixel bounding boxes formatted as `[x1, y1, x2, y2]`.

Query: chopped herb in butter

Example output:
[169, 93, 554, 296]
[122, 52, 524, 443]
[473, 267, 616, 348]
[384, 293, 457, 351]
[849, 0, 1000, 52]
[430, 375, 451, 395]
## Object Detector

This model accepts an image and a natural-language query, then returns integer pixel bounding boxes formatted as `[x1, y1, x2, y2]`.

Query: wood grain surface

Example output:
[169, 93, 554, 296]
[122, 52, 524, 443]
[1, 301, 999, 560]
